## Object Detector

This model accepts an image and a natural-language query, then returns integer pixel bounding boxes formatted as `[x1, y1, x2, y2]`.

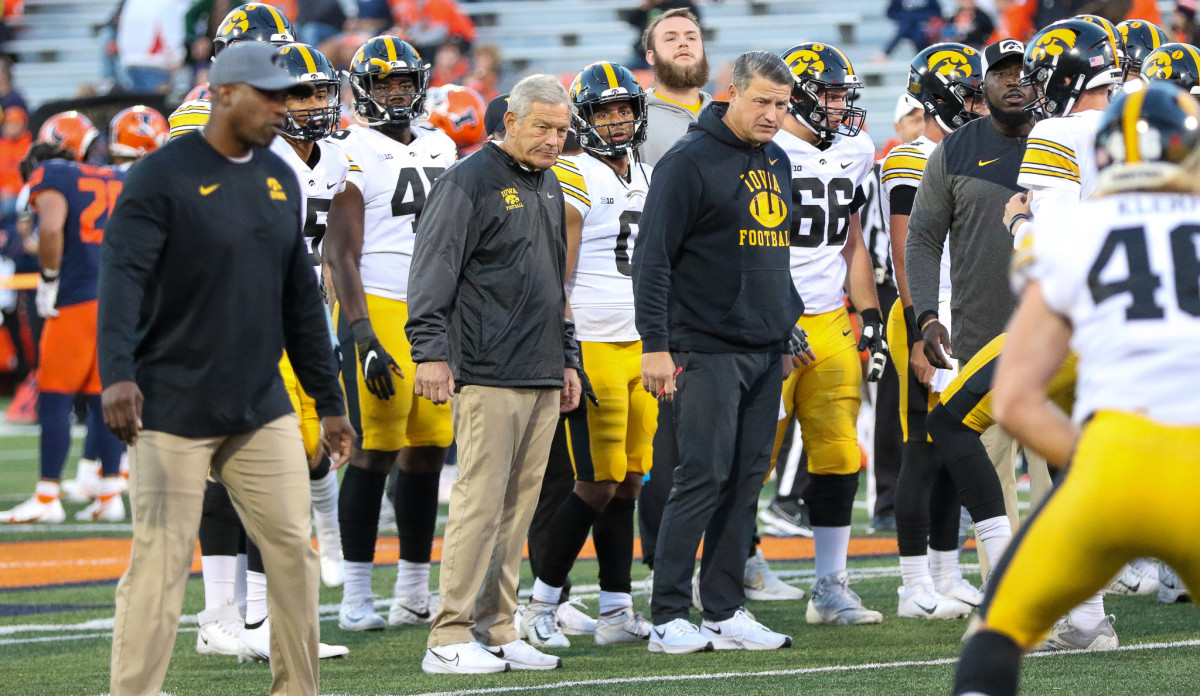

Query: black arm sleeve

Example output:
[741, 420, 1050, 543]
[850, 184, 868, 215]
[889, 184, 918, 217]
[98, 160, 169, 386]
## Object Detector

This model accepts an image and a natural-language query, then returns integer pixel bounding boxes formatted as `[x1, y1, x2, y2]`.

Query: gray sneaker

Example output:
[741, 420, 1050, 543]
[1035, 614, 1118, 652]
[806, 571, 883, 625]
[1158, 562, 1190, 604]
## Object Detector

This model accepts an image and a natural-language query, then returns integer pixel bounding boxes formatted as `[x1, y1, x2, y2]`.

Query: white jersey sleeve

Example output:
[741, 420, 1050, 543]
[552, 156, 591, 217]
[168, 99, 210, 140]
[1031, 192, 1200, 425]
[1019, 110, 1103, 217]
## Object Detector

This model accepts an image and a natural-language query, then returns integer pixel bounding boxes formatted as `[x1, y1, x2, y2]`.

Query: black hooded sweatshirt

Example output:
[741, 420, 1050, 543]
[632, 102, 804, 354]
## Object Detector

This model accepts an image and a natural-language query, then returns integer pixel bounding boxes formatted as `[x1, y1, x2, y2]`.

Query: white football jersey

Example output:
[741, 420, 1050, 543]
[775, 127, 875, 314]
[270, 137, 359, 273]
[553, 153, 652, 342]
[1018, 109, 1104, 216]
[1033, 192, 1200, 425]
[332, 123, 457, 301]
[881, 135, 957, 391]
[168, 99, 210, 140]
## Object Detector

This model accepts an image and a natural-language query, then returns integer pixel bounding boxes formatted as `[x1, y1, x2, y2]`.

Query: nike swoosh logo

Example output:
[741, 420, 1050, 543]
[916, 602, 937, 615]
[653, 627, 666, 640]
[1118, 580, 1139, 593]
[769, 158, 778, 165]
[840, 162, 852, 169]
[363, 351, 377, 374]
[327, 182, 337, 190]
[978, 158, 999, 166]
[199, 184, 220, 196]
[842, 329, 853, 336]
[431, 650, 460, 666]
[430, 153, 440, 159]
[399, 604, 430, 619]
[486, 647, 505, 658]
[707, 624, 722, 635]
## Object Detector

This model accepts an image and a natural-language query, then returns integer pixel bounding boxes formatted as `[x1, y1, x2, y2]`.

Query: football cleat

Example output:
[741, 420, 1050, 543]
[338, 596, 386, 631]
[648, 618, 714, 654]
[74, 493, 125, 522]
[806, 571, 884, 625]
[556, 598, 597, 635]
[319, 552, 344, 589]
[936, 576, 985, 607]
[758, 498, 813, 537]
[1105, 560, 1159, 596]
[745, 549, 806, 601]
[701, 609, 792, 650]
[897, 583, 973, 620]
[486, 639, 562, 670]
[388, 591, 434, 626]
[1158, 561, 1190, 603]
[195, 602, 244, 656]
[1035, 614, 1118, 652]
[0, 494, 65, 524]
[519, 601, 570, 648]
[237, 619, 349, 662]
[422, 641, 510, 675]
[61, 459, 100, 503]
[594, 607, 652, 645]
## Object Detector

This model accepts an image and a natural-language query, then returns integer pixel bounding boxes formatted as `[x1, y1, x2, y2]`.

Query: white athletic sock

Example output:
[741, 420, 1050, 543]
[343, 561, 374, 604]
[598, 591, 633, 616]
[813, 525, 852, 579]
[201, 555, 238, 610]
[899, 554, 932, 588]
[310, 469, 341, 551]
[973, 516, 1012, 573]
[96, 476, 122, 498]
[35, 480, 60, 499]
[245, 570, 268, 626]
[929, 548, 964, 586]
[531, 579, 562, 605]
[394, 559, 430, 598]
[234, 553, 248, 609]
[1068, 592, 1107, 630]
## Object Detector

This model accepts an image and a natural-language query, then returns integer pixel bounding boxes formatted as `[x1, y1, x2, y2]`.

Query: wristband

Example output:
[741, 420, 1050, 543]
[350, 318, 375, 350]
[1008, 213, 1029, 236]
[40, 268, 59, 283]
[903, 304, 918, 336]
[917, 310, 939, 332]
[860, 307, 882, 326]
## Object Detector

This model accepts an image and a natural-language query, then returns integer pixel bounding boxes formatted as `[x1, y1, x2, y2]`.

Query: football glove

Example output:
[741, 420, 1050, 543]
[857, 308, 888, 383]
[788, 324, 811, 357]
[36, 270, 59, 318]
[351, 319, 402, 400]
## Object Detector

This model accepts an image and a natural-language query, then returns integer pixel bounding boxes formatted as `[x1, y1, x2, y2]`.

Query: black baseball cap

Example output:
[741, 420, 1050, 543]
[982, 39, 1026, 76]
[484, 94, 510, 136]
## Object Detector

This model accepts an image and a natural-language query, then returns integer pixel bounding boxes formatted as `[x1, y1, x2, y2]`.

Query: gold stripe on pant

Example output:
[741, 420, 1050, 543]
[110, 414, 319, 696]
[429, 385, 559, 648]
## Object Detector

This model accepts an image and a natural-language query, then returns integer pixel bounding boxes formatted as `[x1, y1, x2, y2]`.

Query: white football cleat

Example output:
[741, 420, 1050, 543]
[0, 494, 65, 524]
[556, 599, 597, 635]
[422, 641, 510, 674]
[1035, 614, 1118, 652]
[486, 638, 562, 670]
[1158, 561, 1190, 603]
[519, 601, 570, 648]
[648, 618, 714, 654]
[701, 609, 792, 650]
[936, 576, 985, 607]
[338, 596, 386, 631]
[61, 459, 100, 503]
[744, 549, 805, 601]
[389, 591, 434, 626]
[237, 619, 348, 661]
[75, 494, 125, 522]
[1106, 560, 1158, 596]
[594, 607, 652, 645]
[319, 553, 344, 589]
[195, 602, 244, 656]
[897, 583, 973, 620]
[806, 571, 883, 625]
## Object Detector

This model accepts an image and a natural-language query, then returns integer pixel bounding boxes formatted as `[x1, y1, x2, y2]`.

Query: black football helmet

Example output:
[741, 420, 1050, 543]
[277, 44, 341, 141]
[1094, 80, 1200, 194]
[348, 36, 430, 126]
[782, 42, 866, 144]
[1141, 43, 1200, 95]
[568, 61, 647, 158]
[907, 42, 984, 132]
[213, 3, 296, 55]
[1116, 19, 1170, 80]
[1021, 19, 1122, 117]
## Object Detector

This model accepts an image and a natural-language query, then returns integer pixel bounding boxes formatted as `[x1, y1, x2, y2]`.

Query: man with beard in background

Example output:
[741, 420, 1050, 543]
[637, 8, 711, 166]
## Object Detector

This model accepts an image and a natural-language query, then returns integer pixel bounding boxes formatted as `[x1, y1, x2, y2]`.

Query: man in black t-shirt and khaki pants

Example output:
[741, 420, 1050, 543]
[99, 43, 355, 696]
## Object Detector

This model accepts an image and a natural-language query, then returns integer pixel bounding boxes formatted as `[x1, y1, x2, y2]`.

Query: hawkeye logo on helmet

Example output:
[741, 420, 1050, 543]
[1031, 28, 1078, 62]
[1144, 51, 1174, 79]
[928, 50, 974, 78]
[788, 50, 825, 76]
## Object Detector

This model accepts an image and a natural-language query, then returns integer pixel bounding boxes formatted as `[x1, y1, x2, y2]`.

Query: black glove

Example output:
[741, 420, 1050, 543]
[788, 324, 812, 356]
[352, 319, 402, 400]
[856, 308, 889, 383]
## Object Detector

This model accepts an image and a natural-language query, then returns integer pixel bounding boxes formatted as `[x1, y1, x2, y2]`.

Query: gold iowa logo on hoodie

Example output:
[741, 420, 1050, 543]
[740, 169, 789, 247]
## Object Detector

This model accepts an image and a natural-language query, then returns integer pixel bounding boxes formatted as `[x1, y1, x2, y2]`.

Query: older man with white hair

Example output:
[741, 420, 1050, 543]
[407, 73, 584, 675]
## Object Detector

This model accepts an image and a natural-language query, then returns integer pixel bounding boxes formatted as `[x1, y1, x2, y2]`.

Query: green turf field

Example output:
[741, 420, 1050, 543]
[2, 427, 1198, 696]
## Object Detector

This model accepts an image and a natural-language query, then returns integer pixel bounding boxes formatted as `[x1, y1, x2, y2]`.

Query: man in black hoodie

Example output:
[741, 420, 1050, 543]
[632, 50, 804, 654]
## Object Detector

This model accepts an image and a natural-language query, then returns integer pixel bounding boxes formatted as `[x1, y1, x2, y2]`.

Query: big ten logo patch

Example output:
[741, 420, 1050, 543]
[501, 187, 523, 211]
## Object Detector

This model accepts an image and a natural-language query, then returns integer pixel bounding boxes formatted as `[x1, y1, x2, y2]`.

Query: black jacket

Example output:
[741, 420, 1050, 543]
[406, 142, 581, 388]
[632, 102, 803, 354]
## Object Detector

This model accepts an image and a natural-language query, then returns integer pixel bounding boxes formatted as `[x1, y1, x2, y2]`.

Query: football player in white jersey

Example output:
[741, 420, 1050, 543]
[882, 42, 991, 621]
[1008, 17, 1126, 647]
[324, 35, 458, 632]
[519, 61, 656, 650]
[954, 79, 1200, 696]
[773, 42, 888, 625]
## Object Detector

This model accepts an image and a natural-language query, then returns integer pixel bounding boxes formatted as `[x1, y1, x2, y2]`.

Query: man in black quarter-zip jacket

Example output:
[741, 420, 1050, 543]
[632, 50, 803, 655]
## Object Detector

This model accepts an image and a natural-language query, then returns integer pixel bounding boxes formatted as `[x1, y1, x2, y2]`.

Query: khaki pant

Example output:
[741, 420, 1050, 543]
[428, 386, 559, 648]
[977, 425, 1053, 576]
[110, 415, 319, 696]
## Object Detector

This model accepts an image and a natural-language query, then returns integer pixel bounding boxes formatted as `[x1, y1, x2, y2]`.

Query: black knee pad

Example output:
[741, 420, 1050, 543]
[952, 629, 1022, 696]
[806, 473, 858, 527]
[199, 480, 244, 556]
[928, 405, 1008, 522]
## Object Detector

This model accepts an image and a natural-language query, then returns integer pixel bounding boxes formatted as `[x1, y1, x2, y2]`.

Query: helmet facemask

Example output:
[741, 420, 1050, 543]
[575, 93, 648, 158]
[350, 68, 429, 126]
[283, 79, 341, 141]
[791, 80, 866, 145]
